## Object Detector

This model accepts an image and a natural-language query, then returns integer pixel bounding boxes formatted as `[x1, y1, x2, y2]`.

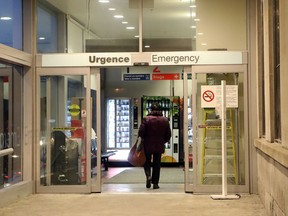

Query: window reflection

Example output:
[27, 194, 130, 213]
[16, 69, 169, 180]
[0, 0, 22, 50]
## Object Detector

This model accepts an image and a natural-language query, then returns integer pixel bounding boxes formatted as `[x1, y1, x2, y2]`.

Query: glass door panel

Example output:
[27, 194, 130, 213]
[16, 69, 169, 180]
[192, 65, 248, 194]
[37, 68, 91, 193]
[90, 68, 101, 192]
[0, 66, 23, 189]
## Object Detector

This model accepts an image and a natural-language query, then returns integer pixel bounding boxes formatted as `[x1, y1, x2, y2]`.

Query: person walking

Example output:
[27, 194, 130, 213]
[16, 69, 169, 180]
[138, 102, 171, 189]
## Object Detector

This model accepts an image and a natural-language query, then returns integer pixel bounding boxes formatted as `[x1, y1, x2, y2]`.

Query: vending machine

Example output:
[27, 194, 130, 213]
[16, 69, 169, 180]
[106, 98, 132, 149]
[141, 96, 180, 163]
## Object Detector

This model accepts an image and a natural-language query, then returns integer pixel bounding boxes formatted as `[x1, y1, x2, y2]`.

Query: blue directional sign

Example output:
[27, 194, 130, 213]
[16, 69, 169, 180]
[123, 74, 150, 81]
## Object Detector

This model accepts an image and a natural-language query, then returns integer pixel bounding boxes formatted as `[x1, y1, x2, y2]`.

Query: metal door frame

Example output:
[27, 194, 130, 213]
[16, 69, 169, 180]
[183, 64, 249, 194]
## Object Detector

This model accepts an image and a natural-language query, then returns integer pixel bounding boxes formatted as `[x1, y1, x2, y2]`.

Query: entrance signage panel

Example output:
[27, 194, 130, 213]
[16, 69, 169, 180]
[42, 53, 132, 67]
[123, 74, 150, 81]
[41, 51, 242, 67]
[201, 85, 238, 108]
[151, 51, 242, 65]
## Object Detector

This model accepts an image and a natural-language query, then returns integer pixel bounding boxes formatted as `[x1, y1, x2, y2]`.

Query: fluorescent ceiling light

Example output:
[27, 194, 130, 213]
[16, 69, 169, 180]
[197, 32, 204, 35]
[134, 35, 139, 38]
[189, 5, 196, 8]
[190, 12, 196, 17]
[0, 17, 12, 20]
[99, 0, 109, 3]
[190, 26, 196, 29]
[108, 8, 116, 11]
[39, 37, 46, 40]
[194, 18, 200, 21]
[144, 45, 150, 48]
[114, 15, 124, 19]
[126, 26, 135, 30]
[122, 21, 128, 24]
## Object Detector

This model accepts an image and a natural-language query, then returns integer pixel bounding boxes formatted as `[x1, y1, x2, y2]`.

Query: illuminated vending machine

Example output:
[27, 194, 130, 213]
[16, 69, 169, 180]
[141, 96, 180, 163]
[106, 98, 132, 150]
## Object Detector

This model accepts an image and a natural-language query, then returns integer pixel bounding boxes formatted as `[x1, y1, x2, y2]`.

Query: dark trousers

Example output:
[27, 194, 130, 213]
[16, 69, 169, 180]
[144, 153, 161, 185]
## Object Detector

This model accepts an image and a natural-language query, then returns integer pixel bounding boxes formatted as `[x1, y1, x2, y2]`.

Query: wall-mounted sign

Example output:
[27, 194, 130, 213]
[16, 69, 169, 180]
[152, 73, 180, 80]
[42, 53, 132, 67]
[122, 74, 150, 81]
[41, 51, 243, 67]
[69, 104, 81, 116]
[151, 51, 242, 66]
[201, 85, 238, 108]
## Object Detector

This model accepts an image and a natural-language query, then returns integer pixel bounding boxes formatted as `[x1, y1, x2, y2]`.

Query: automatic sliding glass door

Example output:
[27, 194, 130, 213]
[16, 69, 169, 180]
[36, 67, 92, 193]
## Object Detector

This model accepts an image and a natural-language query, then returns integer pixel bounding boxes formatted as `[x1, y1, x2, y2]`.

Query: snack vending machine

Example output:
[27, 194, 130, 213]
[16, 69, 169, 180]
[141, 96, 180, 163]
[106, 98, 132, 149]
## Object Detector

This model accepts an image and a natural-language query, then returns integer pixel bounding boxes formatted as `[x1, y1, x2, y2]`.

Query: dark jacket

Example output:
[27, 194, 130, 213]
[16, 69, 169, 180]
[138, 111, 171, 154]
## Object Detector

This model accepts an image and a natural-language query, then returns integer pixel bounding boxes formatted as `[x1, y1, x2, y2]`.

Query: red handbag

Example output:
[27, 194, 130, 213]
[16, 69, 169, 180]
[127, 137, 146, 167]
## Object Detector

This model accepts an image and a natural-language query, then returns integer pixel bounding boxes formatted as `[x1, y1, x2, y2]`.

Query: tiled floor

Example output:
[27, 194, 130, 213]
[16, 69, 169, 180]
[0, 167, 268, 216]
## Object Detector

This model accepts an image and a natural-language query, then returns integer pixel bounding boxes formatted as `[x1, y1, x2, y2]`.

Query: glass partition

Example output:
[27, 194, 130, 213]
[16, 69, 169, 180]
[37, 0, 246, 53]
[143, 0, 247, 52]
[143, 0, 194, 51]
[195, 72, 245, 186]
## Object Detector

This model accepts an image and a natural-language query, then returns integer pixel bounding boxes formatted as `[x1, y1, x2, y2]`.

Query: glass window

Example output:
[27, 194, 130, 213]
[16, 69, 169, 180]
[143, 0, 247, 52]
[0, 0, 22, 50]
[37, 4, 59, 53]
[0, 62, 23, 189]
[85, 0, 140, 52]
[38, 0, 140, 53]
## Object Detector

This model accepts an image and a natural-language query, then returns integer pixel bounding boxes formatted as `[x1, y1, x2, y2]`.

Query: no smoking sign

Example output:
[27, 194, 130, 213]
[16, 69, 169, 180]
[202, 90, 215, 102]
[201, 85, 238, 108]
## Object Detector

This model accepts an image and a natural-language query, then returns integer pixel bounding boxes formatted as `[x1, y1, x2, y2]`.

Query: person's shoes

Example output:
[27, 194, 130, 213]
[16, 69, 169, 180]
[153, 184, 160, 189]
[146, 177, 151, 188]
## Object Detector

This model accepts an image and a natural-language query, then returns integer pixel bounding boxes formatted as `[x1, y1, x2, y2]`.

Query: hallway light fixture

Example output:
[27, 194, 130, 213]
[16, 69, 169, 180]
[114, 15, 124, 19]
[0, 16, 12, 20]
[99, 0, 109, 3]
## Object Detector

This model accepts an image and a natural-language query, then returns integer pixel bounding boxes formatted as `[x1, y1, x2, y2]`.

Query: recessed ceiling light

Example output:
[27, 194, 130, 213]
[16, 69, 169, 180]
[122, 21, 128, 24]
[0, 17, 12, 20]
[99, 0, 109, 3]
[39, 37, 46, 40]
[114, 15, 124, 19]
[134, 35, 139, 38]
[126, 27, 135, 30]
[190, 12, 196, 17]
[144, 45, 150, 48]
[189, 5, 196, 8]
[108, 8, 116, 11]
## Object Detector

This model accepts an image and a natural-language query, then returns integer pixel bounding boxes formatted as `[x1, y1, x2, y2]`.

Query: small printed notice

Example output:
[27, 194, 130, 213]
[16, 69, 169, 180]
[201, 85, 238, 108]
